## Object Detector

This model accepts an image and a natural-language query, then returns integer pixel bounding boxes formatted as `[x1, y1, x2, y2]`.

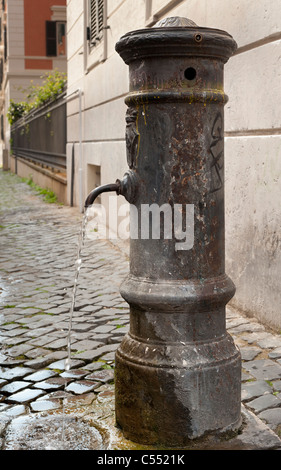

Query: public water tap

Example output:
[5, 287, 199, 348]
[113, 16, 241, 446]
[86, 15, 240, 447]
[84, 182, 120, 209]
[84, 169, 139, 209]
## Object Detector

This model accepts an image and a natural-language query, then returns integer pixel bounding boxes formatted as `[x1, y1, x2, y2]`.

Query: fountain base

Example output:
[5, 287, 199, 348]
[115, 332, 241, 447]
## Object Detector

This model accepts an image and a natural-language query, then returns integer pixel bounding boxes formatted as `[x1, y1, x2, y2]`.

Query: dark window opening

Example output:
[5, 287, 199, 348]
[46, 21, 66, 57]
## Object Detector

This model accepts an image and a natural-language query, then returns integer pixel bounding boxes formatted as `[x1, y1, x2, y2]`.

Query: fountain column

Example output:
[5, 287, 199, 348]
[114, 17, 241, 447]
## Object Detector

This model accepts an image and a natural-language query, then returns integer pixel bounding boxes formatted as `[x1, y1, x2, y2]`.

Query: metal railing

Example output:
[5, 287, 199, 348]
[11, 92, 67, 172]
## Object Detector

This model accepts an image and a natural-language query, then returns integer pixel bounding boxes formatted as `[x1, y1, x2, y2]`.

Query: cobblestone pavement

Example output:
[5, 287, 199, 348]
[0, 170, 281, 450]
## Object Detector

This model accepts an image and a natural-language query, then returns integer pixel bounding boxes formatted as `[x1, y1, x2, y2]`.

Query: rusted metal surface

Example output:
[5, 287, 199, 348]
[114, 17, 241, 446]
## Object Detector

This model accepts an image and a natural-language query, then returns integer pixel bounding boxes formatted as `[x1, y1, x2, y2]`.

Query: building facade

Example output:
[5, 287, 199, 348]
[0, 0, 67, 158]
[66, 0, 281, 331]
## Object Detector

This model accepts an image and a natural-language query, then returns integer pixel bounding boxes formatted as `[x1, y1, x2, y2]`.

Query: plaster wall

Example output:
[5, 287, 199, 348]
[66, 0, 281, 330]
[4, 0, 67, 152]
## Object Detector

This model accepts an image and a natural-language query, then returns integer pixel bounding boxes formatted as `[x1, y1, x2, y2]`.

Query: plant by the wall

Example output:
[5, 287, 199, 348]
[7, 70, 67, 125]
[22, 175, 58, 204]
[7, 100, 31, 125]
[26, 70, 67, 108]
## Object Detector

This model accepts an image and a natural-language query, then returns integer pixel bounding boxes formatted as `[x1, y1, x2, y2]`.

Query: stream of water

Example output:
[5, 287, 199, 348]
[65, 210, 89, 371]
[61, 209, 89, 448]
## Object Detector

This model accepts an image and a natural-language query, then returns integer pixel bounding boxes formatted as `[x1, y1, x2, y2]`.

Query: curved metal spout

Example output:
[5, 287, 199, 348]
[85, 170, 139, 209]
[84, 182, 120, 209]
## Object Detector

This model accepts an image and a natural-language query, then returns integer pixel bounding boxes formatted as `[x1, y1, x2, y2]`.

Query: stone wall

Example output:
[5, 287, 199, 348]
[9, 156, 67, 204]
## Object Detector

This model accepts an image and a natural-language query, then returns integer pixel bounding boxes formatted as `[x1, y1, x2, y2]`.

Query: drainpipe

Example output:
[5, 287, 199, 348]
[78, 88, 83, 212]
[65, 88, 83, 212]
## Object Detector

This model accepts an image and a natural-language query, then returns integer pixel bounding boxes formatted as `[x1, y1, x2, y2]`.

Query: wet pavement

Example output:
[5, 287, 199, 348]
[1, 170, 281, 451]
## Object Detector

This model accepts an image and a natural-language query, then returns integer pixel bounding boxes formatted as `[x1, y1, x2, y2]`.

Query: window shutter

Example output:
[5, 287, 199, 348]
[90, 0, 97, 43]
[89, 0, 104, 45]
[97, 0, 104, 34]
[46, 21, 57, 56]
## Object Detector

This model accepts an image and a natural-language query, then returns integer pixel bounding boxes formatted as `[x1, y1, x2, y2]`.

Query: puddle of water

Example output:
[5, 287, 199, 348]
[3, 414, 106, 450]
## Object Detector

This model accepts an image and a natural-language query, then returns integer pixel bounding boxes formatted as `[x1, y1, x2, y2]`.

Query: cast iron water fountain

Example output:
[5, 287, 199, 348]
[84, 17, 242, 448]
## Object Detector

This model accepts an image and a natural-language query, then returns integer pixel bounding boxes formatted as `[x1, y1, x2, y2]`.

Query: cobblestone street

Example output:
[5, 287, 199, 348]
[0, 170, 281, 450]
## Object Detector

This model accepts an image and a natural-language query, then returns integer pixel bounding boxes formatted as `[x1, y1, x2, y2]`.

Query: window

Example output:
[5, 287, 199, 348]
[84, 0, 107, 71]
[46, 21, 66, 57]
[88, 0, 104, 48]
[57, 22, 66, 56]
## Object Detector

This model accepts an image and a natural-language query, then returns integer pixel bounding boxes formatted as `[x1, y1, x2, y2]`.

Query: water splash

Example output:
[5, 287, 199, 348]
[7, 414, 105, 450]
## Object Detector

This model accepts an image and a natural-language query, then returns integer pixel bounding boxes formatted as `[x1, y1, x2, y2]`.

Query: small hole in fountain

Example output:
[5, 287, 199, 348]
[184, 67, 197, 81]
